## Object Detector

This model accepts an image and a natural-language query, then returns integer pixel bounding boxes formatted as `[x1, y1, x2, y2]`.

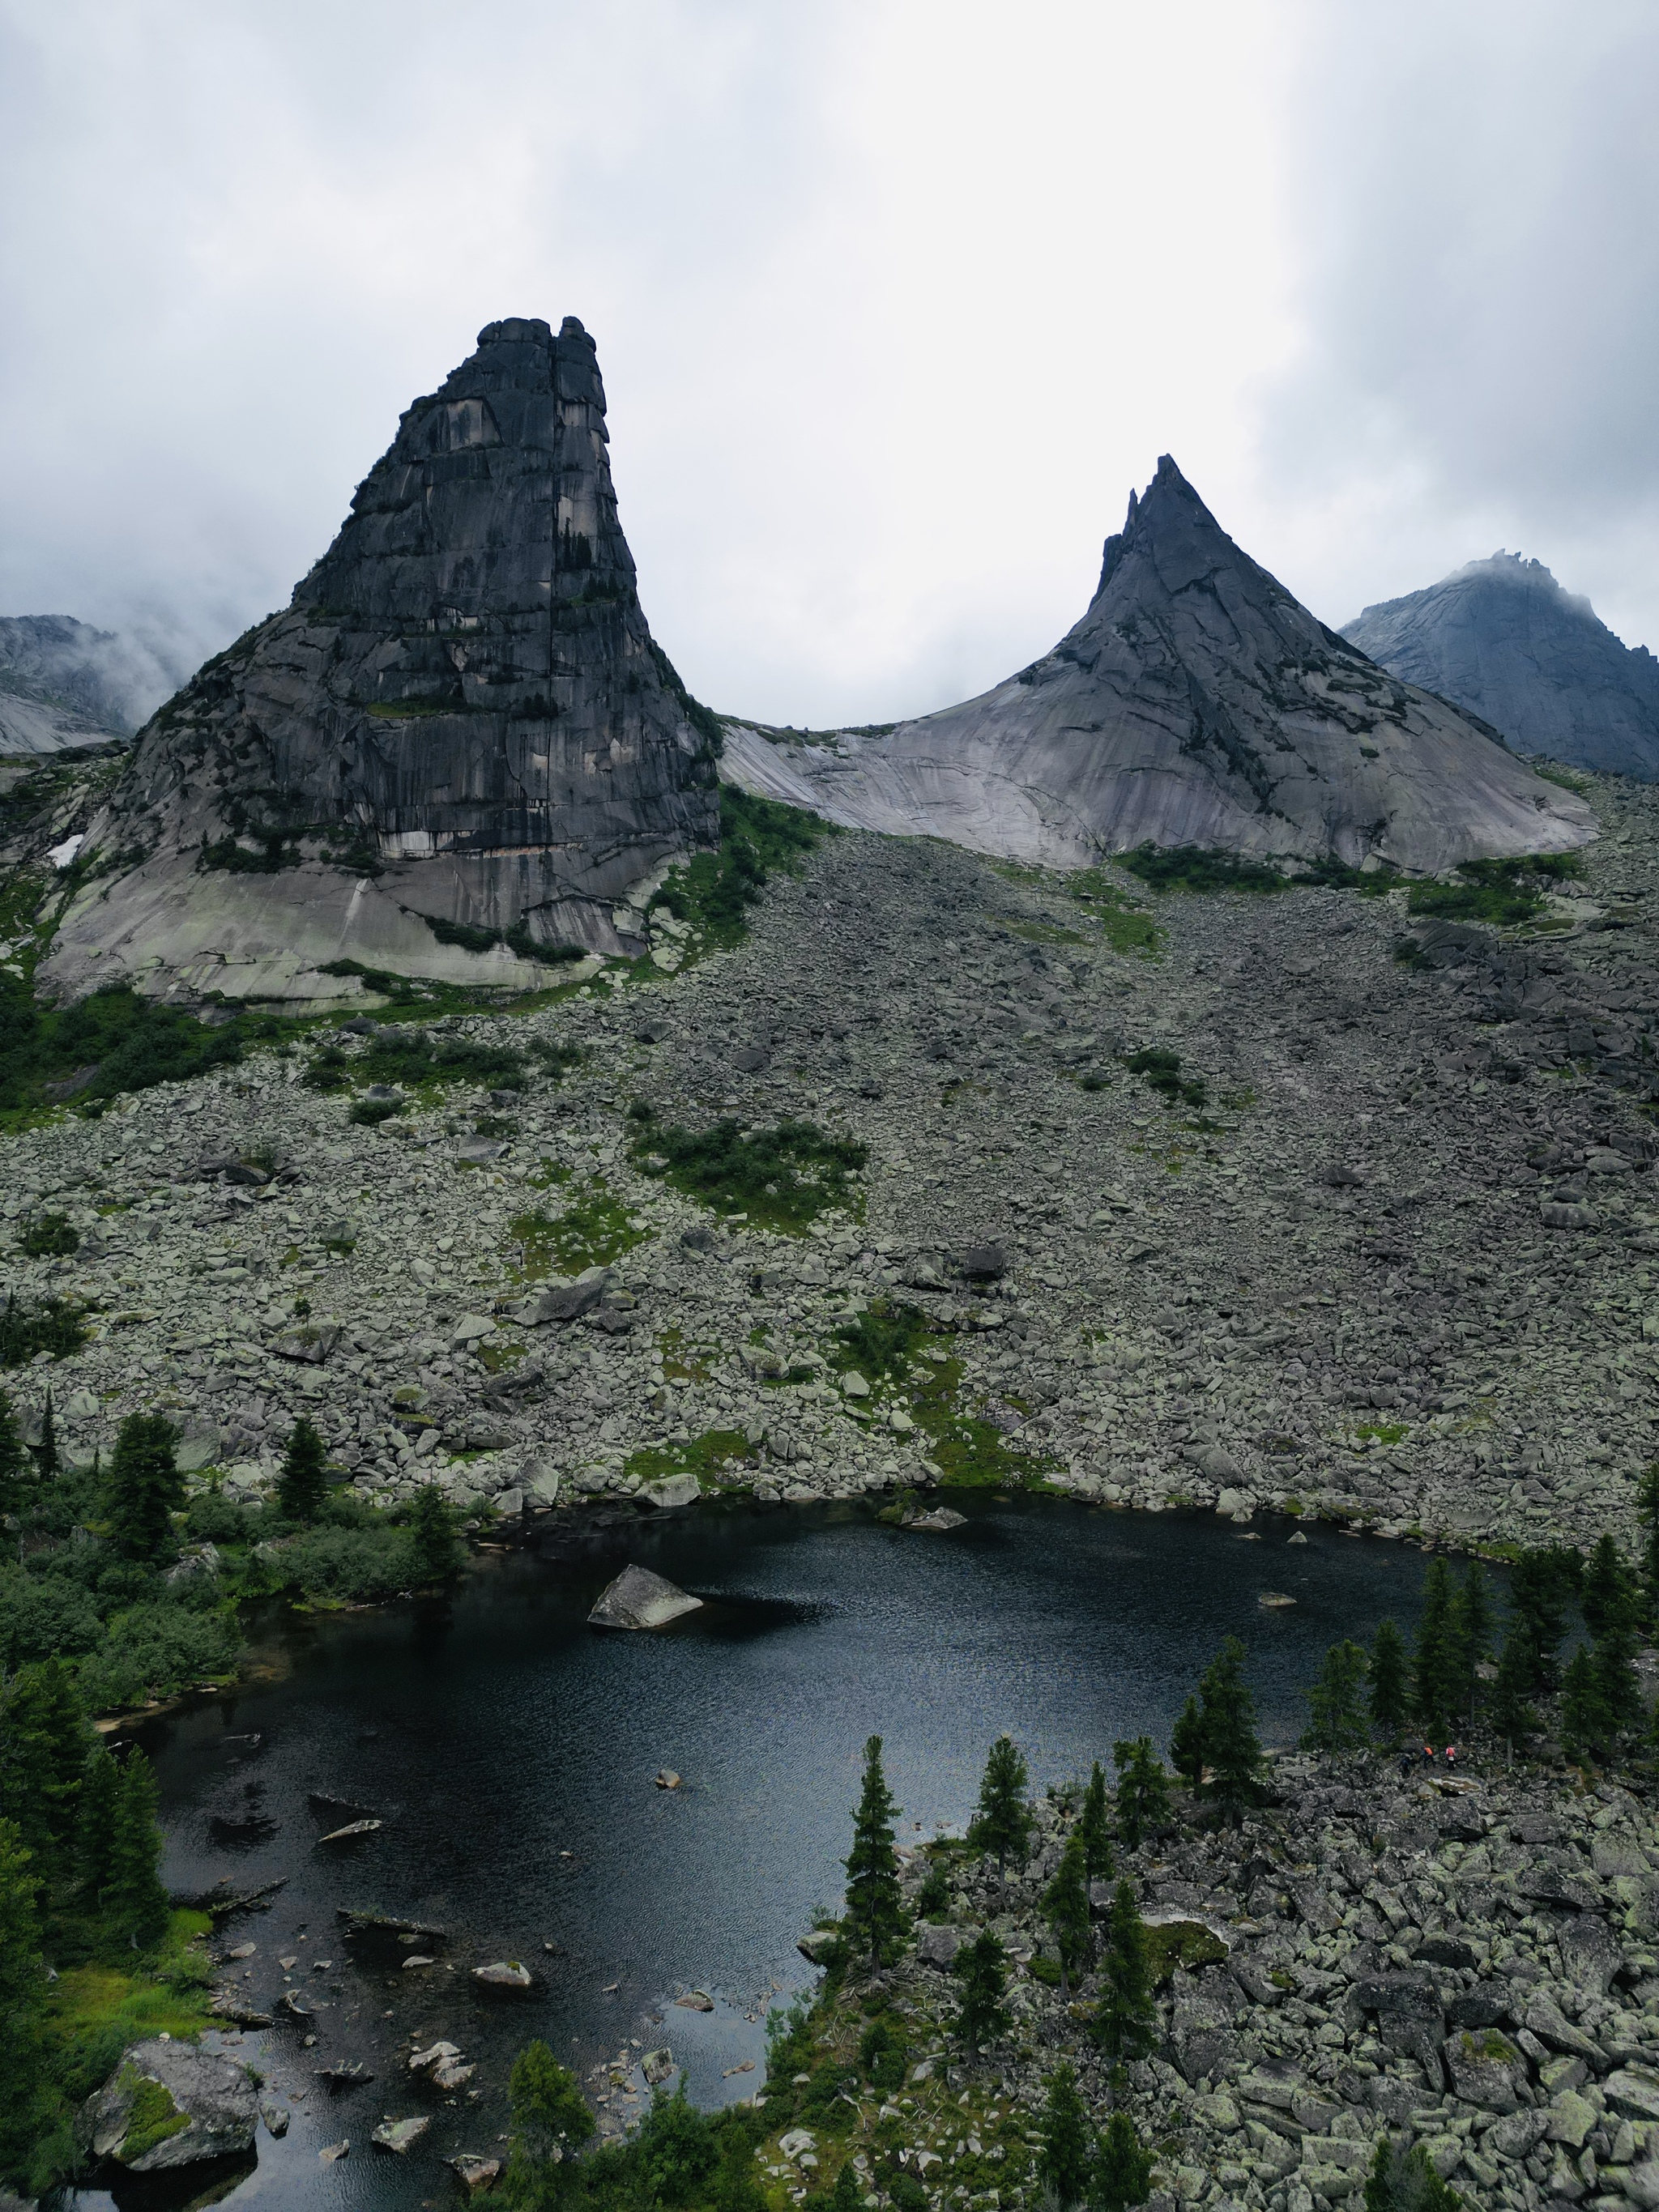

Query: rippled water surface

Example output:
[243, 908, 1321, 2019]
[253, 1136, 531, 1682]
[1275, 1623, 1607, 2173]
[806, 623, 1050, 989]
[73, 1497, 1431, 2212]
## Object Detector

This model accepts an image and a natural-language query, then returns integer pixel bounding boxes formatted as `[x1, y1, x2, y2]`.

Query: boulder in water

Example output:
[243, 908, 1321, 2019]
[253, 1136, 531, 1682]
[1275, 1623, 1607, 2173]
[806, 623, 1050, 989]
[588, 1563, 702, 1630]
[472, 1959, 533, 1990]
[78, 2039, 258, 2172]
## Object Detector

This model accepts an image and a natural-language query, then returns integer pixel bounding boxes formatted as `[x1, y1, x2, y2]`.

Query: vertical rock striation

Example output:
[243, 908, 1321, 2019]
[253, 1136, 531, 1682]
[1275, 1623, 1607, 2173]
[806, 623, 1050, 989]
[47, 317, 720, 1004]
[1342, 551, 1659, 782]
[724, 457, 1593, 872]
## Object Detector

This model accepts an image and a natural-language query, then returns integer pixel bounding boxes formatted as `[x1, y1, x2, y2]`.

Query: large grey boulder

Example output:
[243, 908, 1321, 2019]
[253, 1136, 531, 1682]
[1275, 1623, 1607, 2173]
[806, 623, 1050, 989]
[45, 317, 720, 1007]
[723, 456, 1593, 875]
[588, 1563, 703, 1630]
[77, 2039, 258, 2171]
[1343, 551, 1659, 780]
[513, 1266, 612, 1326]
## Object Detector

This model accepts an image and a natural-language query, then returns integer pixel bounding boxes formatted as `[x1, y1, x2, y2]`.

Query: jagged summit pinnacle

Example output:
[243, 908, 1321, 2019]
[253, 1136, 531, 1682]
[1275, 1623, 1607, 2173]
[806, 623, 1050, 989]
[1344, 552, 1659, 781]
[726, 458, 1593, 874]
[46, 317, 721, 1007]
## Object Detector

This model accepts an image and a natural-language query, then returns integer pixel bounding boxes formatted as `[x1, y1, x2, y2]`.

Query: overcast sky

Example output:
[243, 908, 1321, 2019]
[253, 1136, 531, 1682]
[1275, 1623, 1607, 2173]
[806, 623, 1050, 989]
[2, 0, 1657, 726]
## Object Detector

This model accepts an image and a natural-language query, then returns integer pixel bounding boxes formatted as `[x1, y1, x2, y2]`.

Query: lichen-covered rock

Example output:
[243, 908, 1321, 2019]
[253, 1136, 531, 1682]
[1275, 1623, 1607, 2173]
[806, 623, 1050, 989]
[726, 455, 1593, 874]
[587, 1562, 702, 1630]
[47, 317, 719, 1007]
[78, 2039, 258, 2172]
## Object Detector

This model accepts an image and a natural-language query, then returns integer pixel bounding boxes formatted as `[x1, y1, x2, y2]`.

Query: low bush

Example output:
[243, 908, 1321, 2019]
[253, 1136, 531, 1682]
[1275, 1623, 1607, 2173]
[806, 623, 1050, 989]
[0, 1294, 89, 1368]
[1120, 846, 1287, 895]
[635, 1117, 867, 1233]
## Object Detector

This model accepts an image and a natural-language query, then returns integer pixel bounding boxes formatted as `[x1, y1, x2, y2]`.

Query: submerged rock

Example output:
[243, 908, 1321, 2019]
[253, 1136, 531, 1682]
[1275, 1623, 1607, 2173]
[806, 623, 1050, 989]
[78, 2039, 258, 2172]
[588, 1563, 703, 1630]
[372, 2116, 431, 2153]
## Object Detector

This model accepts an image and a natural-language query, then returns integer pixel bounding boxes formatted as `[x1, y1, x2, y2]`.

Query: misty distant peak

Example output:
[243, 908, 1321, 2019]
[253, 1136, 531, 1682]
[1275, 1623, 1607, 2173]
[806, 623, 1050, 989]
[1344, 552, 1659, 778]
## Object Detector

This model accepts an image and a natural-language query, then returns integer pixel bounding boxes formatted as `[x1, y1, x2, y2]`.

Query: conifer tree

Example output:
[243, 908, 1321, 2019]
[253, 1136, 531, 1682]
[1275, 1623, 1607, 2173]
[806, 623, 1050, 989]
[954, 1929, 1009, 2050]
[1490, 1626, 1537, 1762]
[1560, 1645, 1610, 1767]
[1037, 2064, 1092, 2208]
[408, 1481, 463, 1585]
[104, 1749, 170, 1949]
[1111, 1739, 1170, 1852]
[1593, 1612, 1644, 1743]
[844, 1736, 905, 1968]
[1195, 1637, 1263, 1822]
[1091, 2112, 1154, 2212]
[103, 1411, 183, 1562]
[1302, 1640, 1371, 1758]
[0, 1657, 91, 1893]
[1412, 1558, 1457, 1735]
[1508, 1545, 1579, 1692]
[0, 1818, 51, 2184]
[1446, 1566, 1494, 1726]
[1043, 1830, 1092, 1998]
[1367, 1618, 1410, 1744]
[1582, 1534, 1637, 1638]
[32, 1388, 58, 1482]
[77, 1742, 122, 1913]
[1094, 1880, 1154, 2065]
[970, 1735, 1033, 1877]
[503, 2037, 594, 2210]
[827, 2163, 861, 2212]
[1169, 1694, 1206, 1789]
[276, 1416, 329, 1524]
[0, 1387, 32, 1519]
[1077, 1760, 1114, 1881]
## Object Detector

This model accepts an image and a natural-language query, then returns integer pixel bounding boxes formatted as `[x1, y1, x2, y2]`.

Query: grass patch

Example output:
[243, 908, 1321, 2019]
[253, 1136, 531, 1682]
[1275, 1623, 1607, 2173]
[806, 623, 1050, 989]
[0, 1292, 90, 1367]
[1004, 918, 1088, 947]
[633, 1115, 867, 1234]
[305, 1025, 527, 1095]
[16, 1212, 80, 1257]
[1405, 853, 1580, 928]
[1354, 1421, 1409, 1446]
[510, 1180, 644, 1275]
[41, 1912, 215, 2140]
[624, 1428, 754, 1489]
[1533, 764, 1593, 795]
[1142, 1918, 1230, 1984]
[1120, 846, 1289, 895]
[901, 1351, 1057, 1490]
[0, 980, 288, 1122]
[827, 1299, 937, 1384]
[649, 786, 836, 956]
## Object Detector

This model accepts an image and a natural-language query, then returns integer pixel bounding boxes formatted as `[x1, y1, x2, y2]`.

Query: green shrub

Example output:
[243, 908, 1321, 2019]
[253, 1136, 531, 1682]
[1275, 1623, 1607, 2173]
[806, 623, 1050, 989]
[348, 1095, 403, 1125]
[258, 1524, 417, 1603]
[1124, 1048, 1208, 1110]
[16, 1214, 79, 1259]
[1120, 846, 1287, 895]
[831, 1301, 936, 1383]
[636, 1118, 866, 1233]
[0, 1295, 89, 1369]
[75, 1601, 242, 1713]
[0, 1569, 103, 1669]
[650, 786, 833, 950]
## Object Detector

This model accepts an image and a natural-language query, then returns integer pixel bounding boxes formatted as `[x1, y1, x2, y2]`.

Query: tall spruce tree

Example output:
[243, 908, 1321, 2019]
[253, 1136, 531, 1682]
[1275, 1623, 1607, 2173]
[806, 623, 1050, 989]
[276, 1417, 329, 1524]
[1094, 1880, 1154, 2065]
[0, 1657, 91, 1894]
[0, 1387, 32, 1519]
[954, 1929, 1009, 2051]
[970, 1735, 1033, 1877]
[103, 1412, 183, 1563]
[1583, 1535, 1637, 1638]
[408, 1482, 463, 1586]
[1092, 2112, 1154, 2212]
[1077, 1761, 1114, 1881]
[1446, 1566, 1495, 1727]
[1169, 1694, 1206, 1789]
[1367, 1619, 1410, 1744]
[1043, 1830, 1092, 1999]
[1195, 1637, 1263, 1822]
[1111, 1739, 1171, 1852]
[1490, 1626, 1537, 1762]
[1636, 1463, 1659, 1617]
[104, 1750, 170, 1949]
[1560, 1646, 1610, 1767]
[77, 1743, 122, 1914]
[1302, 1640, 1371, 1758]
[503, 2037, 594, 2210]
[0, 1818, 51, 2185]
[1036, 2065, 1092, 2208]
[1508, 1545, 1580, 1692]
[844, 1737, 905, 1968]
[1412, 1558, 1458, 1736]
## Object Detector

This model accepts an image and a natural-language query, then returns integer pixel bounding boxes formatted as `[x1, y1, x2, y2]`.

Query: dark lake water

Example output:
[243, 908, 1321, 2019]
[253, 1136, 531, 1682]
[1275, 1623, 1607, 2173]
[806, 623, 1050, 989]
[70, 1496, 1431, 2212]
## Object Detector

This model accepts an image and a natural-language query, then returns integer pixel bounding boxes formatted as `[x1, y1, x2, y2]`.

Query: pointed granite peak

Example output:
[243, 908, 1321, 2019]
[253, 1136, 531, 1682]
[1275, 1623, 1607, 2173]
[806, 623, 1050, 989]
[46, 316, 720, 1008]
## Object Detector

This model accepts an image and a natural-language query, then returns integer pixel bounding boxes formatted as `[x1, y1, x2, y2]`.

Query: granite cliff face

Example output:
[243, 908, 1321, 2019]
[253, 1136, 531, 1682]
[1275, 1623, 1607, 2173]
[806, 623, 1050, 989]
[1343, 551, 1659, 782]
[47, 317, 720, 1004]
[726, 458, 1593, 872]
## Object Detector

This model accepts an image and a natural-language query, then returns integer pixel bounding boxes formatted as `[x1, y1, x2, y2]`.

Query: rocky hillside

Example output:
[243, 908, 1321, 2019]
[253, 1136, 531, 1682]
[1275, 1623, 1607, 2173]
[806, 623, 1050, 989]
[725, 459, 1593, 876]
[0, 614, 147, 755]
[3, 766, 1659, 1558]
[40, 317, 721, 1008]
[1345, 555, 1659, 785]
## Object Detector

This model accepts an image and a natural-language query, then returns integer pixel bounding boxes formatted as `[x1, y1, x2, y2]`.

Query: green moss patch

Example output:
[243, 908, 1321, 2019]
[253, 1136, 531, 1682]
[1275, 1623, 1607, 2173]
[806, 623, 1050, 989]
[649, 786, 836, 956]
[827, 1299, 937, 1383]
[1405, 853, 1580, 929]
[1121, 845, 1289, 895]
[1143, 1919, 1230, 1983]
[511, 1180, 644, 1275]
[115, 2070, 190, 2162]
[634, 1116, 867, 1234]
[624, 1429, 753, 1489]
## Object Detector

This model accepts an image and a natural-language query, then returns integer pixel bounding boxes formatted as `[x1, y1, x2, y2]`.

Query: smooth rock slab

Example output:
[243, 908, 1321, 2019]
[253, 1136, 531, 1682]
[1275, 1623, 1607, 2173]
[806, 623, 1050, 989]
[372, 2116, 430, 2154]
[588, 1563, 703, 1630]
[642, 1473, 701, 1511]
[79, 2039, 258, 2171]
